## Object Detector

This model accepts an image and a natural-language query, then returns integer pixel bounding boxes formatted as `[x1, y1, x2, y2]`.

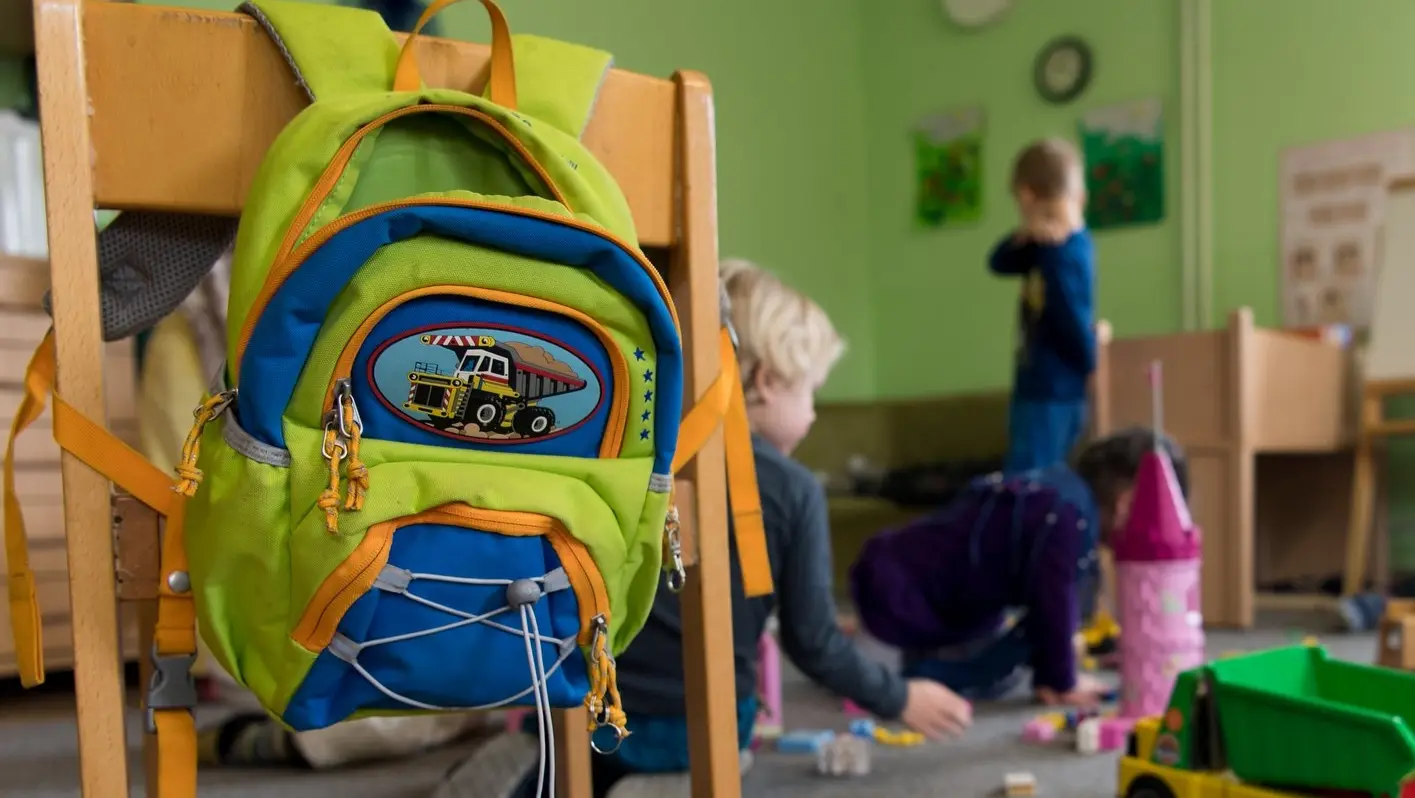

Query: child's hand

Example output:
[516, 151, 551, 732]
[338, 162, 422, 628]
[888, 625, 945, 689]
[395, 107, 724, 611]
[900, 678, 973, 739]
[1034, 673, 1110, 708]
[1022, 216, 1073, 245]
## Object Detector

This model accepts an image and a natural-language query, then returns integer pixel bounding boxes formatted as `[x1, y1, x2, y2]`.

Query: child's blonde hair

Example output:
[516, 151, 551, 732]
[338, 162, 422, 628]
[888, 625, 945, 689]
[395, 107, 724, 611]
[720, 258, 844, 399]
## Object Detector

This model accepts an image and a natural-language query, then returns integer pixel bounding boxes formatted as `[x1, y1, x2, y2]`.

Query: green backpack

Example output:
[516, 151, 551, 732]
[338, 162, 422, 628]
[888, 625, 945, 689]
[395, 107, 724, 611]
[3, 0, 772, 793]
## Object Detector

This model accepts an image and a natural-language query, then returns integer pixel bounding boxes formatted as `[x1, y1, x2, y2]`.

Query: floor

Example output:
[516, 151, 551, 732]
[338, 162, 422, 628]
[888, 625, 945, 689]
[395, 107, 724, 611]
[0, 620, 1380, 798]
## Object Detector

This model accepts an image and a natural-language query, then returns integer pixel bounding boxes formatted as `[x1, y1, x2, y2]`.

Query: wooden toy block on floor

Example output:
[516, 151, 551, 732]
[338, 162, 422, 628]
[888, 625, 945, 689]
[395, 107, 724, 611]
[777, 730, 836, 755]
[1098, 717, 1134, 751]
[816, 734, 871, 778]
[1076, 717, 1102, 754]
[1004, 772, 1037, 797]
[1021, 717, 1058, 743]
[1379, 599, 1415, 670]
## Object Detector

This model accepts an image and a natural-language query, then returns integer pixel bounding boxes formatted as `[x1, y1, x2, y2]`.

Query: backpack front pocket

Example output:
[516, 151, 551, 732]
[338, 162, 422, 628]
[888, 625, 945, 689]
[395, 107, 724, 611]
[282, 501, 612, 732]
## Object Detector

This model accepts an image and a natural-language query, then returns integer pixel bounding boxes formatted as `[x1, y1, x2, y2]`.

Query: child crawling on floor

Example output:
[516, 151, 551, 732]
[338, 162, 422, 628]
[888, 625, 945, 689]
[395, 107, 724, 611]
[850, 428, 1188, 707]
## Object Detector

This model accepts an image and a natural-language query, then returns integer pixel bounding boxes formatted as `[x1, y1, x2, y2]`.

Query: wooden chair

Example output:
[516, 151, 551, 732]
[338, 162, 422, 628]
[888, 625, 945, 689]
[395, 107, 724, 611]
[16, 1, 745, 795]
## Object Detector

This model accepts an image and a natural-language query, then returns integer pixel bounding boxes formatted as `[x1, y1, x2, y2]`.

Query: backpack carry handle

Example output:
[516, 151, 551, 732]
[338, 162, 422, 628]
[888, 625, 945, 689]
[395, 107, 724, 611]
[393, 0, 518, 110]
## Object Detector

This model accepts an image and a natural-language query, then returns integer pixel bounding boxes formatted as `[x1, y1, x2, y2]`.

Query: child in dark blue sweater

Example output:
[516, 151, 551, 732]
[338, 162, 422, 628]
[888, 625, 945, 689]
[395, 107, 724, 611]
[990, 138, 1097, 474]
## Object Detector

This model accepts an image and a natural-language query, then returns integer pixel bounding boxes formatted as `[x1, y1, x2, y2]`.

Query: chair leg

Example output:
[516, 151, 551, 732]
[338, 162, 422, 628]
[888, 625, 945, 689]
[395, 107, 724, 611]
[1345, 434, 1376, 597]
[553, 707, 592, 798]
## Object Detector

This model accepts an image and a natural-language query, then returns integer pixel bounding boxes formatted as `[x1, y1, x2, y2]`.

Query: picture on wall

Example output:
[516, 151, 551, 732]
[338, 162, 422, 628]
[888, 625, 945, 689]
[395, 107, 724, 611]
[913, 106, 984, 228]
[1077, 98, 1165, 230]
[1280, 130, 1415, 329]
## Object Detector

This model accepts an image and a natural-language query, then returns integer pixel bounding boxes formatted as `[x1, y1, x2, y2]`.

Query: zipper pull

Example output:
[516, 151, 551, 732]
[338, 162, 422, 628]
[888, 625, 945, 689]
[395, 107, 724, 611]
[173, 389, 237, 497]
[334, 380, 369, 511]
[584, 614, 629, 754]
[663, 503, 686, 593]
[318, 407, 348, 534]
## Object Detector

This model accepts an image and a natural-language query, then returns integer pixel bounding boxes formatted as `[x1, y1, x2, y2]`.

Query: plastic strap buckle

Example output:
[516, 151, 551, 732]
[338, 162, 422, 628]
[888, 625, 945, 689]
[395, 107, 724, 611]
[145, 644, 198, 734]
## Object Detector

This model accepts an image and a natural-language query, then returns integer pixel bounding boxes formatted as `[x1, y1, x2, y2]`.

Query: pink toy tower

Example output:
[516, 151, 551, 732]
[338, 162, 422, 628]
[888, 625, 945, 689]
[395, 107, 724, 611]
[1113, 362, 1205, 720]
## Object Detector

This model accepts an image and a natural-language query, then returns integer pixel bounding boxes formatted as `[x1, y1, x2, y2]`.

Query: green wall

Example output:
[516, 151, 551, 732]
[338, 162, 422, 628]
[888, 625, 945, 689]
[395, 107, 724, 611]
[863, 0, 1182, 398]
[1212, 0, 1415, 324]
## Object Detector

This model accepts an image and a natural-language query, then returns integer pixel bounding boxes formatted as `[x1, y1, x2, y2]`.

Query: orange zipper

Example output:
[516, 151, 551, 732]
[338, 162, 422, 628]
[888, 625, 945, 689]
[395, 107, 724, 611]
[321, 285, 629, 458]
[235, 197, 680, 382]
[270, 104, 569, 271]
[292, 502, 611, 652]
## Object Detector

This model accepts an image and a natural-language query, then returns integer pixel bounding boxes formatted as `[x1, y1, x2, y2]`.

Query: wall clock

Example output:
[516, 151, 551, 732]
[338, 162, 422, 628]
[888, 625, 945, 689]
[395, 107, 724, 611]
[1033, 36, 1093, 105]
[942, 0, 1013, 29]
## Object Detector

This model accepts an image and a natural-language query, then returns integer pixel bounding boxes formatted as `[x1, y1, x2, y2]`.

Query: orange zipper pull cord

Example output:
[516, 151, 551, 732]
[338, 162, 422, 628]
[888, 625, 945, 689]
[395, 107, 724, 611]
[173, 390, 237, 497]
[318, 424, 347, 534]
[663, 482, 686, 592]
[341, 400, 368, 511]
[584, 617, 629, 752]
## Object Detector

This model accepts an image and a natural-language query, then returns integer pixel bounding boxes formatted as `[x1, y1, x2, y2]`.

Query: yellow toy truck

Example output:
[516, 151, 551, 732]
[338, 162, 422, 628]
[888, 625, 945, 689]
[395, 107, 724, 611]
[1119, 645, 1415, 798]
[405, 333, 586, 438]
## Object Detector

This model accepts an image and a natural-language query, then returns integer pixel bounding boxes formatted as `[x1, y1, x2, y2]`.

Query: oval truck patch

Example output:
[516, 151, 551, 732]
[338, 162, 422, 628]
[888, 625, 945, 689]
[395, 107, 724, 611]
[370, 324, 603, 444]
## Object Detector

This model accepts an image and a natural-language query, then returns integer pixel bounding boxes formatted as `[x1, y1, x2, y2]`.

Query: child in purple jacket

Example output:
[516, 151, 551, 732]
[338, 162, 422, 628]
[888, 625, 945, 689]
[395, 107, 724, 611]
[850, 427, 1187, 707]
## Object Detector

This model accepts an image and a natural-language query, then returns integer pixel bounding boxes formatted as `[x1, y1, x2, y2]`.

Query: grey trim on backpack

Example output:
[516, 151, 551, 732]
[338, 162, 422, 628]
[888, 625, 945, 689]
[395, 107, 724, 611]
[223, 412, 292, 468]
[648, 473, 673, 494]
[236, 1, 318, 103]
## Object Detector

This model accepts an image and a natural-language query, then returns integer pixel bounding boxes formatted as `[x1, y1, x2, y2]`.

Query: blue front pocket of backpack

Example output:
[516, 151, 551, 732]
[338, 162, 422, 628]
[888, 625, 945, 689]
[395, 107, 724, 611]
[283, 507, 596, 732]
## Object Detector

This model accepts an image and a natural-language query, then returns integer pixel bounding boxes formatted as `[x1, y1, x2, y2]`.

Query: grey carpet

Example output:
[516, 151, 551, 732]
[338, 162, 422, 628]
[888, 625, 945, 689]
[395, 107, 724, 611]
[0, 622, 1380, 797]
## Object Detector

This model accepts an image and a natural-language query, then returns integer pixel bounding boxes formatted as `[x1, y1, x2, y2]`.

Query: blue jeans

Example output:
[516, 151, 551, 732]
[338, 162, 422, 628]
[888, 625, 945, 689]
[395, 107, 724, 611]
[902, 620, 1031, 701]
[1005, 397, 1087, 474]
[513, 698, 758, 798]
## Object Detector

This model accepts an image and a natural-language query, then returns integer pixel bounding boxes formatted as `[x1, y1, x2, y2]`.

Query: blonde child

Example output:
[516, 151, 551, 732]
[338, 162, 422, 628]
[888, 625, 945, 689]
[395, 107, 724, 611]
[438, 259, 972, 798]
[989, 138, 1097, 474]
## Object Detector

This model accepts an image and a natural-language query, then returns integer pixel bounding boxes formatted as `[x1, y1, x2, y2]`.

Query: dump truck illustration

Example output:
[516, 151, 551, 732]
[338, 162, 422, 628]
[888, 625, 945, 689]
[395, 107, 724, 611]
[1119, 644, 1415, 798]
[404, 333, 587, 439]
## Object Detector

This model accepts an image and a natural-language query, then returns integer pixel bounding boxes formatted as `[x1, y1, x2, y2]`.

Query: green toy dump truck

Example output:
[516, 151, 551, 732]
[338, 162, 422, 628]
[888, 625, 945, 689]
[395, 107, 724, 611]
[1119, 645, 1415, 798]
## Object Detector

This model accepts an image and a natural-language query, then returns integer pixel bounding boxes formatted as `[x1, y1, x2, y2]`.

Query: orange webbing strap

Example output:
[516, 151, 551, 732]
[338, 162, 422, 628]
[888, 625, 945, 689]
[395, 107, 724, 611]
[3, 332, 58, 687]
[672, 328, 774, 598]
[4, 330, 198, 798]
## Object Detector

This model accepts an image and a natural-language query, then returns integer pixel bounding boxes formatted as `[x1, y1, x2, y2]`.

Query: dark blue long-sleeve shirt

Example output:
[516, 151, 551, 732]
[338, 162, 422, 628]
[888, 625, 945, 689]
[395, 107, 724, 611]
[615, 436, 908, 720]
[850, 465, 1100, 693]
[989, 231, 1097, 401]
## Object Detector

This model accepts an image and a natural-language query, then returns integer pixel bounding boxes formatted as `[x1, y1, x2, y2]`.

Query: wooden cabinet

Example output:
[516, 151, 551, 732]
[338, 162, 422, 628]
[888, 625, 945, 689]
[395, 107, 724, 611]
[0, 253, 142, 677]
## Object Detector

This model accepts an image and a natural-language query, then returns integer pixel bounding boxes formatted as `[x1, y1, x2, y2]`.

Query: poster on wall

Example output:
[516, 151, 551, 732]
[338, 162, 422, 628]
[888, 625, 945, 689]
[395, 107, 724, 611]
[1077, 98, 1165, 231]
[1280, 130, 1415, 329]
[913, 106, 984, 228]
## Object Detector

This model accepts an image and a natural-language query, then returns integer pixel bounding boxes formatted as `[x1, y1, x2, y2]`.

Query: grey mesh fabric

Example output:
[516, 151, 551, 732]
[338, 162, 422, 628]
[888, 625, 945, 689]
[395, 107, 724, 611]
[42, 212, 238, 342]
[38, 2, 318, 343]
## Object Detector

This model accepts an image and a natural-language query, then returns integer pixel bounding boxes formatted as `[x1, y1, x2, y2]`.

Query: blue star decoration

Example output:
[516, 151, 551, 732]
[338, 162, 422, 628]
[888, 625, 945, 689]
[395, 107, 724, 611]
[639, 429, 650, 441]
[642, 369, 654, 382]
[641, 410, 651, 422]
[633, 348, 645, 361]
[644, 389, 653, 402]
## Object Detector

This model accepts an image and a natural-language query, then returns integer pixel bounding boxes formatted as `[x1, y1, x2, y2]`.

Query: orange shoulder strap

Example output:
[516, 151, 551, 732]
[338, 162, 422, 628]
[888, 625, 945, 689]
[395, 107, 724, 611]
[672, 328, 773, 598]
[4, 330, 198, 798]
[3, 332, 58, 688]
